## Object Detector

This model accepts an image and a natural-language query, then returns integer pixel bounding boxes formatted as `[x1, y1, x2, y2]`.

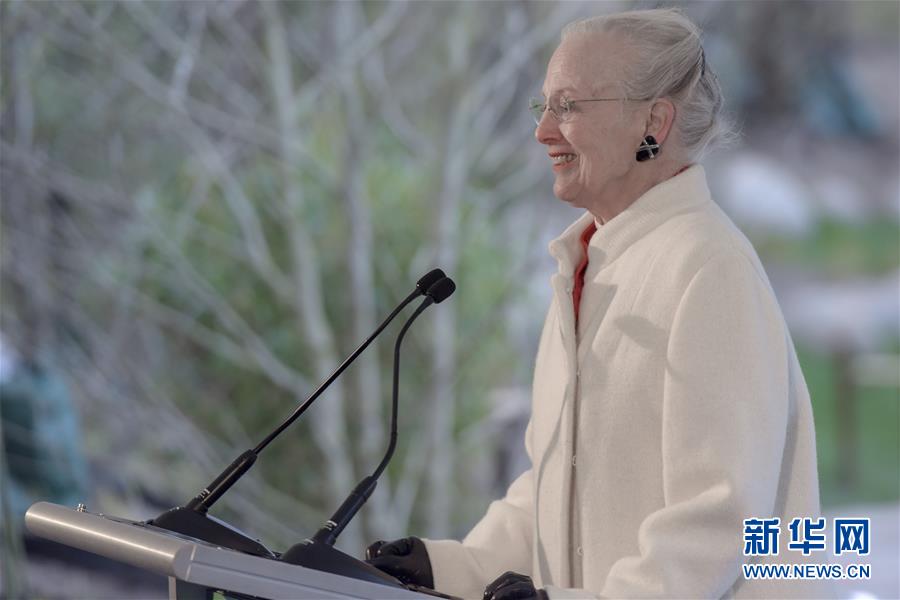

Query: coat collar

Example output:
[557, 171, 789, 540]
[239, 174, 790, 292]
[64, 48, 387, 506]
[548, 165, 711, 278]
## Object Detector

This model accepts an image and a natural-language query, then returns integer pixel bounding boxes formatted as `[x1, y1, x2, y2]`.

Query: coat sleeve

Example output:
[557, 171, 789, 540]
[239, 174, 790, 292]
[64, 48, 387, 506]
[423, 420, 536, 599]
[542, 252, 794, 600]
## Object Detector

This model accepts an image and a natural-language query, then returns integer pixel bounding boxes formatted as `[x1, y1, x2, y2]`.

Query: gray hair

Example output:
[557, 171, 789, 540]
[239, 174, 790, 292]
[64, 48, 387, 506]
[562, 8, 734, 160]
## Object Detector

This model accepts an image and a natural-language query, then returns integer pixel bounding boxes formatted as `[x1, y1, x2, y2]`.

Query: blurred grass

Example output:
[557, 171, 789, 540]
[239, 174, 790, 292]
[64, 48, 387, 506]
[758, 218, 899, 277]
[799, 345, 900, 507]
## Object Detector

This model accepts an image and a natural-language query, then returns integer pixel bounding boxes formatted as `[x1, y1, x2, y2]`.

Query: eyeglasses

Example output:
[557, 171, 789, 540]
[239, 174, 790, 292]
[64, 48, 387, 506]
[529, 95, 628, 125]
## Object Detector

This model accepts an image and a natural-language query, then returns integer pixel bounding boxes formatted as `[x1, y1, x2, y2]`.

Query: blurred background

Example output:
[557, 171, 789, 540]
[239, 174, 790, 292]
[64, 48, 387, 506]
[1, 1, 897, 598]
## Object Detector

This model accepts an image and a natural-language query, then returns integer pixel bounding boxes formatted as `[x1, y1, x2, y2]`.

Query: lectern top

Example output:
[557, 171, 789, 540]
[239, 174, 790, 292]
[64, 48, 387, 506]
[25, 502, 434, 599]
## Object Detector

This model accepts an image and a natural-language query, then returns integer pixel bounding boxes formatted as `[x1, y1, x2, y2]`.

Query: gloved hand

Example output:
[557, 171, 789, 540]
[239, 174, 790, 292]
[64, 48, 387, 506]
[483, 571, 548, 600]
[365, 536, 434, 588]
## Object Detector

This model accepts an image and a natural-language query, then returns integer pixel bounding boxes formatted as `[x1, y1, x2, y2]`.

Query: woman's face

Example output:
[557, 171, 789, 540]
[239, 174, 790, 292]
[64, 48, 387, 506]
[535, 33, 647, 211]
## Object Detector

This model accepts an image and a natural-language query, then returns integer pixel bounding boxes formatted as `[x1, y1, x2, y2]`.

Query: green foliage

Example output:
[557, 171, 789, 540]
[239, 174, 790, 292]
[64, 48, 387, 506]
[756, 218, 900, 277]
[800, 345, 900, 506]
[760, 216, 899, 506]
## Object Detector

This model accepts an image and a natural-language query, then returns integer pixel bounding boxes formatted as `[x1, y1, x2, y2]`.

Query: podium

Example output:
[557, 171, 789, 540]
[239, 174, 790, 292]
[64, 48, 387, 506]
[25, 502, 435, 599]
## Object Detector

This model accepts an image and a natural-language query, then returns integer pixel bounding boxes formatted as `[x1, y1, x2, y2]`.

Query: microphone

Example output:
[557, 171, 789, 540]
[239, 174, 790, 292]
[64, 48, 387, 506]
[312, 277, 454, 546]
[422, 277, 456, 304]
[278, 277, 456, 586]
[148, 269, 447, 557]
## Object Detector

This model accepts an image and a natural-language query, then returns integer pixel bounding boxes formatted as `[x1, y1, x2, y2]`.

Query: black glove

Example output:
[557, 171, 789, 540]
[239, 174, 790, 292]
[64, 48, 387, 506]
[365, 536, 434, 588]
[483, 571, 548, 600]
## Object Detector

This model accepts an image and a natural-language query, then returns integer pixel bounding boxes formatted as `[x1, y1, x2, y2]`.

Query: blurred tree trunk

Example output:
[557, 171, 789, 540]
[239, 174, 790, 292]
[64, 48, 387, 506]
[5, 5, 49, 365]
[262, 1, 359, 550]
[426, 138, 464, 538]
[332, 1, 391, 543]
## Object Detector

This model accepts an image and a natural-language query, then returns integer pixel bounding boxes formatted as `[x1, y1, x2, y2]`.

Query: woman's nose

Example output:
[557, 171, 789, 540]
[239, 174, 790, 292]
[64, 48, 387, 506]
[535, 109, 561, 144]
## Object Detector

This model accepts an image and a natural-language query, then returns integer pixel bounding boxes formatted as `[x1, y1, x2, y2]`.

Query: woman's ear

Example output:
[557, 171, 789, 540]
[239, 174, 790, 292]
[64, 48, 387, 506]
[646, 97, 677, 144]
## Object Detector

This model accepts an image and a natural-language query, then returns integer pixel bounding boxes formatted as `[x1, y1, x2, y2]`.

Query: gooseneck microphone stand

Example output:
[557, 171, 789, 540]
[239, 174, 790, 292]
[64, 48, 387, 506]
[147, 270, 447, 558]
[279, 277, 456, 586]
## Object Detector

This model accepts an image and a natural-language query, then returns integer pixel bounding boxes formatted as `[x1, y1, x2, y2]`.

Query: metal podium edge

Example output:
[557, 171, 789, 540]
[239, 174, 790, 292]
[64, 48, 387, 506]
[24, 501, 191, 576]
[181, 543, 429, 599]
[24, 503, 431, 599]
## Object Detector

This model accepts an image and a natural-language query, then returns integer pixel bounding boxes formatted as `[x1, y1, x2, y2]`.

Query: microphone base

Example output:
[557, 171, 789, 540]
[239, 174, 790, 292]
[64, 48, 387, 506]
[280, 539, 403, 587]
[149, 506, 274, 558]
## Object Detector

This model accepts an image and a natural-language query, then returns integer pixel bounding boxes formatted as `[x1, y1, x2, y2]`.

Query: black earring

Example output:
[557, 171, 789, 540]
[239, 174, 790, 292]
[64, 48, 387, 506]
[636, 135, 660, 161]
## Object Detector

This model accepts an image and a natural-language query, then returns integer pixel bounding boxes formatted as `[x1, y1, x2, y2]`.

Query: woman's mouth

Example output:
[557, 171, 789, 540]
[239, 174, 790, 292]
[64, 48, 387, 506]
[550, 153, 577, 170]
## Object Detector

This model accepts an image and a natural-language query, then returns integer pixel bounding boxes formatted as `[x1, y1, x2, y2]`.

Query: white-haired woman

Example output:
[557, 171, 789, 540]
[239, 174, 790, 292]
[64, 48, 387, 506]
[367, 9, 830, 599]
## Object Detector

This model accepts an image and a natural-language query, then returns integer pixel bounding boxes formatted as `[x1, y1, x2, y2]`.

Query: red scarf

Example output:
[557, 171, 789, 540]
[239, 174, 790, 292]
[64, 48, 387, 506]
[572, 221, 597, 324]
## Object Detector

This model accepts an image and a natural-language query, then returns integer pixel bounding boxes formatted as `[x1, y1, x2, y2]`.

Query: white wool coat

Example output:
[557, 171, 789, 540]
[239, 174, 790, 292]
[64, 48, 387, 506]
[424, 166, 832, 599]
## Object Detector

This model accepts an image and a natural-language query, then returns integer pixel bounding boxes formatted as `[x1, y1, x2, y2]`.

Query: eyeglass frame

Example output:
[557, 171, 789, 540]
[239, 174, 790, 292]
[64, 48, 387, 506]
[529, 95, 641, 125]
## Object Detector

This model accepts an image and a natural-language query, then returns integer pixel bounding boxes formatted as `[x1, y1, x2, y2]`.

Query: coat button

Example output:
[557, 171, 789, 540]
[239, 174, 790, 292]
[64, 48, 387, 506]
[576, 546, 584, 557]
[571, 455, 577, 467]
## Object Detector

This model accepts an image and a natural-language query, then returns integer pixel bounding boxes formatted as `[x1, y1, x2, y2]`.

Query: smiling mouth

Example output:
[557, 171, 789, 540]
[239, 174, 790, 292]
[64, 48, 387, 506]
[550, 153, 576, 165]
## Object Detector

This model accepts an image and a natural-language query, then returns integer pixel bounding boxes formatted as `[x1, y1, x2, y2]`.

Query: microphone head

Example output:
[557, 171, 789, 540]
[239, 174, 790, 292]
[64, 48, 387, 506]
[416, 269, 446, 295]
[425, 277, 456, 304]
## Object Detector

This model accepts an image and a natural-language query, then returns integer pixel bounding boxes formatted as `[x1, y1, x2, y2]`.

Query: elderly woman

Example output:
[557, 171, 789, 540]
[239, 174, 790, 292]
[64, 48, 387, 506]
[367, 9, 827, 599]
